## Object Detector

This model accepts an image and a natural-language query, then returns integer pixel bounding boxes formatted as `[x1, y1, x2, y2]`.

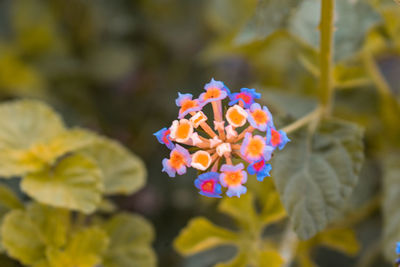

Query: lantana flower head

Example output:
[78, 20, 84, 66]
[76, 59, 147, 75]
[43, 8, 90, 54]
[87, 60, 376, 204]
[154, 78, 290, 198]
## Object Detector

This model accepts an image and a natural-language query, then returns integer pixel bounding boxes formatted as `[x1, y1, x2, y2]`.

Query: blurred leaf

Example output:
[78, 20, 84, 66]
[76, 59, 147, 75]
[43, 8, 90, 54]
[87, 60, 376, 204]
[214, 251, 247, 267]
[102, 213, 156, 267]
[2, 209, 46, 265]
[1, 203, 69, 266]
[260, 190, 286, 226]
[382, 154, 400, 261]
[258, 250, 284, 267]
[0, 254, 19, 267]
[334, 61, 372, 90]
[0, 100, 65, 151]
[317, 228, 359, 256]
[0, 49, 46, 96]
[0, 184, 23, 219]
[0, 128, 97, 178]
[21, 154, 103, 214]
[80, 138, 146, 195]
[296, 227, 359, 267]
[272, 119, 364, 239]
[235, 0, 301, 45]
[12, 0, 59, 55]
[174, 217, 238, 256]
[218, 193, 257, 230]
[27, 203, 70, 248]
[288, 0, 381, 61]
[175, 191, 285, 266]
[205, 0, 257, 34]
[46, 227, 109, 267]
[261, 90, 317, 119]
[87, 44, 136, 83]
[0, 100, 65, 177]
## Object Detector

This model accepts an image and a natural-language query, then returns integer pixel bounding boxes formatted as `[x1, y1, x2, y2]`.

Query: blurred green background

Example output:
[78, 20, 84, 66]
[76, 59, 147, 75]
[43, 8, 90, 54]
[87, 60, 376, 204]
[1, 0, 400, 266]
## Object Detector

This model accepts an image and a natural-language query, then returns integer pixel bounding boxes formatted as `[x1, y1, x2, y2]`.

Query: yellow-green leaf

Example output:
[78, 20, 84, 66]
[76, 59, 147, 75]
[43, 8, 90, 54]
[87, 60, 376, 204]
[80, 138, 146, 195]
[0, 184, 23, 219]
[260, 190, 286, 226]
[46, 227, 109, 267]
[27, 203, 70, 248]
[258, 250, 284, 267]
[0, 100, 65, 151]
[21, 154, 103, 214]
[317, 228, 360, 256]
[0, 100, 66, 177]
[215, 251, 247, 267]
[218, 193, 257, 229]
[174, 217, 238, 256]
[102, 213, 156, 267]
[1, 210, 46, 265]
[1, 203, 70, 265]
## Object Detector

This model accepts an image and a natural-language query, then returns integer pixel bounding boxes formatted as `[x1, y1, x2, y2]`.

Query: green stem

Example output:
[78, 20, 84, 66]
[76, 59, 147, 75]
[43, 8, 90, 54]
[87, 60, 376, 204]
[319, 0, 335, 114]
[363, 51, 392, 96]
[280, 108, 321, 134]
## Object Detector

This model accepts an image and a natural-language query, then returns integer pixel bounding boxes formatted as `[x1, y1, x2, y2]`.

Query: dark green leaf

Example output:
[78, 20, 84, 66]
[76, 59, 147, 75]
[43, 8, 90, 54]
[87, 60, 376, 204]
[272, 119, 364, 239]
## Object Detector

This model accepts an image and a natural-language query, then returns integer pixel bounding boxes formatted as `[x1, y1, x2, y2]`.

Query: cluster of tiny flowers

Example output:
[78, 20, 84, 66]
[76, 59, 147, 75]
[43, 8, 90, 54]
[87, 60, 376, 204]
[154, 79, 289, 198]
[396, 242, 400, 266]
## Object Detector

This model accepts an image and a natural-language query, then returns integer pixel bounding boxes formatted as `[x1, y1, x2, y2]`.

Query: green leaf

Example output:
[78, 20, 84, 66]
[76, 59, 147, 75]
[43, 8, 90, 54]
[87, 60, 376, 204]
[235, 0, 301, 45]
[258, 250, 284, 267]
[1, 210, 46, 265]
[260, 190, 286, 226]
[0, 100, 66, 177]
[27, 203, 70, 248]
[382, 154, 400, 261]
[1, 203, 69, 266]
[288, 0, 381, 61]
[272, 119, 364, 239]
[0, 184, 23, 219]
[174, 217, 238, 256]
[214, 252, 247, 267]
[205, 0, 257, 34]
[46, 227, 109, 267]
[317, 228, 359, 256]
[80, 138, 146, 195]
[102, 213, 156, 267]
[21, 154, 103, 214]
[0, 100, 65, 151]
[218, 193, 257, 229]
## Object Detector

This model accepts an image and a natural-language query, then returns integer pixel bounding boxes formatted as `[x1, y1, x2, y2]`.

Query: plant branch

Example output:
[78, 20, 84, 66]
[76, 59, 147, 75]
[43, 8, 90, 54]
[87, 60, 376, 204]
[363, 51, 392, 96]
[280, 108, 321, 134]
[279, 223, 298, 267]
[319, 0, 335, 114]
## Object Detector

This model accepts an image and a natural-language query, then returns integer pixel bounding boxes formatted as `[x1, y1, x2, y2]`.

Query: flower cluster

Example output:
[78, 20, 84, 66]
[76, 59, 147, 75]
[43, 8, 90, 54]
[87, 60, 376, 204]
[396, 242, 400, 266]
[154, 79, 289, 198]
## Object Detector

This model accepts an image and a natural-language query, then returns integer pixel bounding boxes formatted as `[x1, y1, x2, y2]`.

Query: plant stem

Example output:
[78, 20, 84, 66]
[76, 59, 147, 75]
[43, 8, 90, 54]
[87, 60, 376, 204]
[280, 108, 321, 134]
[279, 224, 298, 267]
[363, 51, 392, 96]
[319, 0, 335, 114]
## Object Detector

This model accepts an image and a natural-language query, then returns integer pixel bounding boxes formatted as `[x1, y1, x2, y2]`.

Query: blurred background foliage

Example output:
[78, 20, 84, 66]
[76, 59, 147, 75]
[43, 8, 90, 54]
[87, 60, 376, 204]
[0, 0, 400, 266]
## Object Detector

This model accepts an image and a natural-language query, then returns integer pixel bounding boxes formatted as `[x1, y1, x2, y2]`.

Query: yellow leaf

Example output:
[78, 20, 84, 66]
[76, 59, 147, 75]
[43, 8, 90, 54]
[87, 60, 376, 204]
[21, 154, 103, 214]
[174, 217, 238, 256]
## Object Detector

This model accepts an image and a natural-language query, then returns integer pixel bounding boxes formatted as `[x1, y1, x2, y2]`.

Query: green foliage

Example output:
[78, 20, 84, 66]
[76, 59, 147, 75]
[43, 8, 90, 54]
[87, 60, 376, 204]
[272, 119, 364, 239]
[21, 154, 103, 214]
[382, 154, 400, 261]
[102, 213, 156, 267]
[174, 189, 286, 267]
[296, 227, 360, 267]
[0, 99, 155, 266]
[80, 139, 146, 195]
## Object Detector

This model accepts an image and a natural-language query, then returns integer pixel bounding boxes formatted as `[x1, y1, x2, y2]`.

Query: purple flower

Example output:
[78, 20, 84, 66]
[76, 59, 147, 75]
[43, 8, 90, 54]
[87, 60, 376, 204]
[194, 172, 222, 198]
[229, 88, 261, 108]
